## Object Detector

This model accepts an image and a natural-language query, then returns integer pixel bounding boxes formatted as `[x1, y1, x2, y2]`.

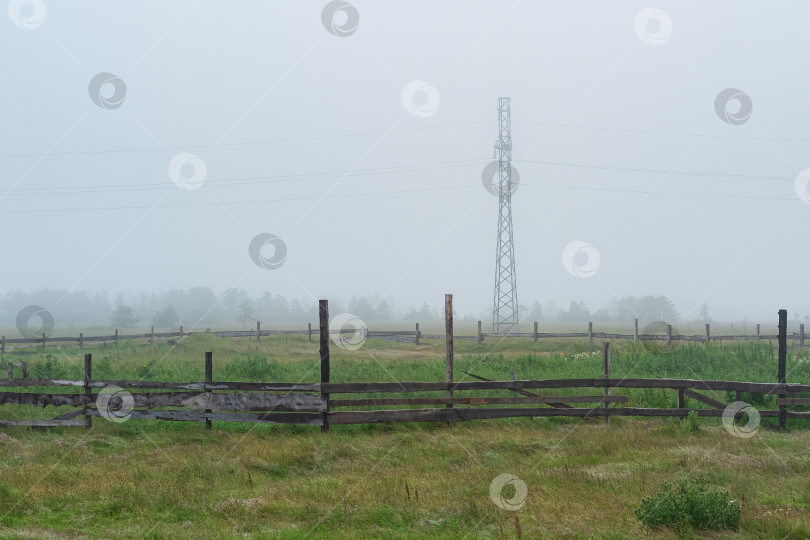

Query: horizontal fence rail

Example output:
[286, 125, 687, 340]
[2, 375, 809, 428]
[0, 301, 804, 432]
[1, 318, 805, 354]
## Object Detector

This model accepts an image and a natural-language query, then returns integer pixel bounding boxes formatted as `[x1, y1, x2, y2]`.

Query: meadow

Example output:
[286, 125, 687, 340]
[1, 333, 810, 538]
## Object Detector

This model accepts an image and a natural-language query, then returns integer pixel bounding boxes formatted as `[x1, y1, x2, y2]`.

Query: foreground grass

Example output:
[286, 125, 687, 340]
[3, 335, 810, 537]
[1, 419, 809, 539]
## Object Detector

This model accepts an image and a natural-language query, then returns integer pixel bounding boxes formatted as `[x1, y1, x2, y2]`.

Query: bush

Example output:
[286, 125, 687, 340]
[31, 354, 66, 379]
[635, 477, 740, 532]
[137, 362, 154, 379]
[686, 410, 701, 433]
[225, 355, 282, 381]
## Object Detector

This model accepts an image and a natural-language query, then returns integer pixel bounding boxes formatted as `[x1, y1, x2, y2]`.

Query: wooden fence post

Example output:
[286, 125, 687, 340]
[256, 321, 261, 342]
[415, 323, 420, 345]
[603, 342, 610, 424]
[115, 329, 119, 347]
[778, 309, 787, 431]
[678, 388, 685, 420]
[705, 323, 710, 343]
[79, 333, 83, 350]
[445, 294, 454, 418]
[633, 319, 638, 342]
[42, 333, 46, 350]
[319, 300, 330, 433]
[801, 324, 805, 348]
[666, 325, 672, 345]
[533, 322, 538, 343]
[180, 325, 184, 340]
[756, 323, 760, 340]
[6, 361, 11, 379]
[84, 353, 92, 431]
[205, 351, 213, 430]
[308, 323, 312, 343]
[588, 322, 593, 342]
[20, 361, 27, 379]
[477, 321, 483, 344]
[150, 326, 154, 344]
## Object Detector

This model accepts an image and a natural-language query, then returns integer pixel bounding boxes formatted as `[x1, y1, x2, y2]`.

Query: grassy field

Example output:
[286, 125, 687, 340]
[2, 334, 810, 538]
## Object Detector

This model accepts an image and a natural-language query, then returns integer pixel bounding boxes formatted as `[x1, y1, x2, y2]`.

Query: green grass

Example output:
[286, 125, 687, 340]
[2, 335, 810, 538]
[1, 418, 809, 538]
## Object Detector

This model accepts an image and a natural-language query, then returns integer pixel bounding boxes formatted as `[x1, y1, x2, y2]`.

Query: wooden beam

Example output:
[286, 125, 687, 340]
[327, 406, 786, 424]
[683, 389, 726, 410]
[329, 395, 629, 406]
[603, 341, 610, 424]
[445, 294, 454, 416]
[0, 420, 85, 427]
[205, 352, 213, 430]
[776, 398, 810, 406]
[181, 391, 326, 412]
[83, 409, 323, 425]
[778, 309, 787, 430]
[319, 299, 330, 433]
[84, 353, 92, 431]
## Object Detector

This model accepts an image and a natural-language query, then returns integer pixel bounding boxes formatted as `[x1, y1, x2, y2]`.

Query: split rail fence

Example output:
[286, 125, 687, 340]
[1, 300, 807, 431]
[2, 318, 808, 353]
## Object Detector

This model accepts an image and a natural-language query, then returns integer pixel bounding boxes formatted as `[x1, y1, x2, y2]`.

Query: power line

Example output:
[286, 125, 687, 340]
[516, 159, 799, 182]
[4, 117, 808, 162]
[2, 157, 799, 198]
[514, 120, 810, 143]
[0, 120, 493, 159]
[0, 182, 799, 215]
[520, 183, 800, 201]
[0, 159, 487, 196]
[0, 185, 483, 214]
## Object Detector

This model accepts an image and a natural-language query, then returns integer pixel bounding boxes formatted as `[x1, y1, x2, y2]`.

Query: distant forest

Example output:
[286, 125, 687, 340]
[0, 288, 705, 333]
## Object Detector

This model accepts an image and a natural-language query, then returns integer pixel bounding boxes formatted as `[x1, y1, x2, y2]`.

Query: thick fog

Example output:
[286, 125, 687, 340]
[2, 2, 809, 331]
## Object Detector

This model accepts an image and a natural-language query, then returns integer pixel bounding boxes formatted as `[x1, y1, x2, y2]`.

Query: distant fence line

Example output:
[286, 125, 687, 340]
[0, 317, 806, 353]
[0, 301, 804, 431]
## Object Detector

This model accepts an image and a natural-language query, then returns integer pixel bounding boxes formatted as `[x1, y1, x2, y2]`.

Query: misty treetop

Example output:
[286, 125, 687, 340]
[0, 288, 685, 330]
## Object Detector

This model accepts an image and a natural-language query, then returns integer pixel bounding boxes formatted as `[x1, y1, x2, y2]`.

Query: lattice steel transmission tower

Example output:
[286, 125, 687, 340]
[492, 97, 519, 334]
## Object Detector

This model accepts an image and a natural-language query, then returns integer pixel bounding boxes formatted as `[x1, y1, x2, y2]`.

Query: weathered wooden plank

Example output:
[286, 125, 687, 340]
[0, 379, 321, 392]
[329, 395, 629, 407]
[0, 390, 326, 411]
[0, 419, 85, 427]
[683, 389, 727, 410]
[50, 408, 85, 420]
[777, 398, 810, 406]
[4, 377, 806, 398]
[327, 407, 783, 424]
[181, 391, 326, 412]
[84, 408, 323, 425]
[459, 369, 581, 412]
[0, 392, 85, 407]
[322, 379, 810, 395]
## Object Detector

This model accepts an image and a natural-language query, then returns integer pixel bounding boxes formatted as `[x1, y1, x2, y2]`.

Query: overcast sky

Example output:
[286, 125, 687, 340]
[2, 1, 809, 324]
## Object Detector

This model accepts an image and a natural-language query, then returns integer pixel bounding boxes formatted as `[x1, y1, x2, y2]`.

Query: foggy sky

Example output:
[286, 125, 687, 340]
[2, 1, 809, 324]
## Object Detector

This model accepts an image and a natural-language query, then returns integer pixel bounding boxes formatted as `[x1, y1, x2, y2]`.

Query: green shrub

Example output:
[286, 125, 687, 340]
[224, 355, 282, 381]
[137, 362, 154, 379]
[686, 410, 701, 433]
[31, 354, 65, 379]
[635, 477, 740, 532]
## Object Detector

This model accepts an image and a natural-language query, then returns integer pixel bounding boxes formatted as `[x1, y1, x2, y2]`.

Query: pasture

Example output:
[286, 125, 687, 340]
[1, 333, 810, 538]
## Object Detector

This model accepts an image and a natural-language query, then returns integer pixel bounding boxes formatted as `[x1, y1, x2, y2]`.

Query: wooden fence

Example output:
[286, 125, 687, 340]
[0, 301, 806, 431]
[1, 317, 806, 353]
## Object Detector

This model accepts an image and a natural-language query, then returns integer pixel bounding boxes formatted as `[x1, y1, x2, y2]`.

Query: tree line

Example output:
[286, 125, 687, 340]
[0, 287, 712, 336]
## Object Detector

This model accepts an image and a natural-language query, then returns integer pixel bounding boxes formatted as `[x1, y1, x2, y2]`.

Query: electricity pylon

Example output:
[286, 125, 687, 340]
[492, 97, 519, 334]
